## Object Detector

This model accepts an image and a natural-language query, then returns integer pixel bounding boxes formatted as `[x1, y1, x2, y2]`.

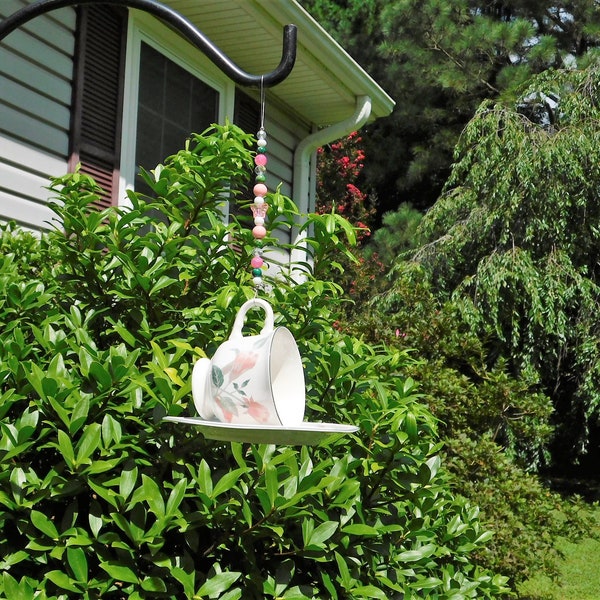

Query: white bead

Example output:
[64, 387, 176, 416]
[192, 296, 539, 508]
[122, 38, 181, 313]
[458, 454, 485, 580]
[257, 138, 267, 148]
[254, 217, 265, 225]
[254, 197, 265, 204]
[253, 276, 263, 286]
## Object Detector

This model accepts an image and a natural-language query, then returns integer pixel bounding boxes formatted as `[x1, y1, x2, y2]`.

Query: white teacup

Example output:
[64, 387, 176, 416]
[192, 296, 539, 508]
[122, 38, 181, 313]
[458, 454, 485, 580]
[192, 298, 305, 426]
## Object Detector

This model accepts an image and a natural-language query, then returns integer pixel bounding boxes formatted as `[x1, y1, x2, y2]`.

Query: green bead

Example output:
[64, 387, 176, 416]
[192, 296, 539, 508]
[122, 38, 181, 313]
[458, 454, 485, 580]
[255, 174, 266, 182]
[252, 268, 263, 277]
[258, 146, 266, 153]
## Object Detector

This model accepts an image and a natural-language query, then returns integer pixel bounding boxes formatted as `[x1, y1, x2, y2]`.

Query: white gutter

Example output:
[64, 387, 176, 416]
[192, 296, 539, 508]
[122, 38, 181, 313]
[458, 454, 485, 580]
[290, 95, 373, 270]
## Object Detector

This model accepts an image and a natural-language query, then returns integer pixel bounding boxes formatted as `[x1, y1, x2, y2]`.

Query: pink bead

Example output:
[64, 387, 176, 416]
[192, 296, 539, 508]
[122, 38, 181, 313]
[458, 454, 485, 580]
[251, 256, 264, 268]
[253, 183, 267, 197]
[254, 154, 267, 166]
[252, 225, 267, 239]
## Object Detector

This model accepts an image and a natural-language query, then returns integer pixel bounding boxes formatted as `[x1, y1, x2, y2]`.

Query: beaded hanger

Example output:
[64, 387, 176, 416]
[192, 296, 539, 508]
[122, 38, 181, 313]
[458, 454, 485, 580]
[249, 77, 269, 289]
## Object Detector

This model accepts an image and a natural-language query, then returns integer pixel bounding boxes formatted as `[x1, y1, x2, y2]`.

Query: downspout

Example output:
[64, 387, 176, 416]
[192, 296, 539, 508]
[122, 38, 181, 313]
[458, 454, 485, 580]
[291, 95, 372, 269]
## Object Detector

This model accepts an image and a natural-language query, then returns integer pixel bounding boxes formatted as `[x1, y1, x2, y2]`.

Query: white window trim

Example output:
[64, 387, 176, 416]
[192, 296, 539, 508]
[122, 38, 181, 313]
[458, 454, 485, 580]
[118, 9, 235, 204]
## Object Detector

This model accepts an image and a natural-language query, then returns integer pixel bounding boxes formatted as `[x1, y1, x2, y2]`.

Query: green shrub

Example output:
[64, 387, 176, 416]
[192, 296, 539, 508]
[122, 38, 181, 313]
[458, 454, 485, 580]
[349, 261, 590, 586]
[0, 124, 508, 598]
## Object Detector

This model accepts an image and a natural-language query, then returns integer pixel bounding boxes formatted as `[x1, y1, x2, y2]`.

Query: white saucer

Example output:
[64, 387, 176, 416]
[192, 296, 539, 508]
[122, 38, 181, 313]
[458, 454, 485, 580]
[163, 416, 358, 445]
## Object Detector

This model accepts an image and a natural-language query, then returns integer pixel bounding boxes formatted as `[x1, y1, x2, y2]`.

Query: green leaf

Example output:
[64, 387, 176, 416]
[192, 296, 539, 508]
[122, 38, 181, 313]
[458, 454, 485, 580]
[212, 468, 245, 498]
[197, 572, 242, 597]
[48, 396, 71, 428]
[264, 463, 279, 508]
[171, 566, 195, 598]
[69, 395, 89, 434]
[150, 275, 176, 295]
[110, 321, 137, 346]
[89, 361, 112, 390]
[17, 409, 38, 443]
[67, 547, 88, 583]
[342, 524, 381, 536]
[398, 543, 436, 562]
[57, 429, 75, 469]
[150, 341, 169, 369]
[321, 572, 338, 599]
[425, 455, 441, 479]
[101, 413, 122, 446]
[45, 570, 81, 593]
[0, 551, 28, 570]
[305, 521, 338, 548]
[119, 465, 138, 501]
[84, 457, 123, 474]
[2, 572, 33, 600]
[141, 576, 167, 592]
[404, 412, 418, 439]
[334, 552, 355, 589]
[100, 561, 139, 584]
[475, 530, 494, 544]
[31, 509, 59, 539]
[142, 474, 166, 519]
[88, 479, 120, 509]
[350, 585, 388, 599]
[198, 460, 213, 496]
[166, 478, 187, 516]
[88, 500, 103, 538]
[76, 423, 101, 463]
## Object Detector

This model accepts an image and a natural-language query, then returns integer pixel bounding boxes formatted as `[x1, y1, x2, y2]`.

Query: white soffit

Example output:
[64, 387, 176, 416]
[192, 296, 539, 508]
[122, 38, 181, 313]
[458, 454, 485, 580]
[164, 0, 395, 127]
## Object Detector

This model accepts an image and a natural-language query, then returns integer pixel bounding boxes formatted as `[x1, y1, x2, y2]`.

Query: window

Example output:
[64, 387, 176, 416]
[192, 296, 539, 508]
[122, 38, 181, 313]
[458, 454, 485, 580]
[135, 42, 219, 195]
[70, 7, 227, 206]
[120, 11, 231, 202]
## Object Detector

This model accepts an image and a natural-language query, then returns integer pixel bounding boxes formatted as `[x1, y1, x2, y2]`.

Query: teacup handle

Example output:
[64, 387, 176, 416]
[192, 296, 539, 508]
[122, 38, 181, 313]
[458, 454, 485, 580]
[229, 298, 275, 341]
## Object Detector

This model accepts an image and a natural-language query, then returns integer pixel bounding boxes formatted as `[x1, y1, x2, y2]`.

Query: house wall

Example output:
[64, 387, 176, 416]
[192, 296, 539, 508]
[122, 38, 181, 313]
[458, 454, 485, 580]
[0, 2, 314, 239]
[0, 1, 76, 229]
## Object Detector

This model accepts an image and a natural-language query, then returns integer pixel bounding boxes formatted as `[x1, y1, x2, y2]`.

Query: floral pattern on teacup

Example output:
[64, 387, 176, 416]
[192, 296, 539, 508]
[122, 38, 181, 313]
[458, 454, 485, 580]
[210, 345, 275, 424]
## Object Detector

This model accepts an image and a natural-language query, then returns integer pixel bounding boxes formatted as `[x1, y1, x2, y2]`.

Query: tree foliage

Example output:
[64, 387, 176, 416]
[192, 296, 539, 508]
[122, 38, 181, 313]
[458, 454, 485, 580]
[343, 260, 593, 586]
[314, 133, 386, 309]
[300, 0, 600, 214]
[364, 203, 424, 268]
[0, 124, 509, 598]
[412, 67, 600, 469]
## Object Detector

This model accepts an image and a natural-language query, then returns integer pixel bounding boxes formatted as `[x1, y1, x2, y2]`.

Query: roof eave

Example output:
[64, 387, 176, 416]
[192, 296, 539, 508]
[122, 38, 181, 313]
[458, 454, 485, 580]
[259, 1, 395, 121]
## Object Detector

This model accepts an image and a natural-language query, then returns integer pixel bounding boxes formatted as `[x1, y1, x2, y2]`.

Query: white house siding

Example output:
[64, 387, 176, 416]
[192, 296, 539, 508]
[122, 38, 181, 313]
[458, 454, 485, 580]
[259, 98, 313, 248]
[0, 2, 319, 235]
[0, 1, 76, 229]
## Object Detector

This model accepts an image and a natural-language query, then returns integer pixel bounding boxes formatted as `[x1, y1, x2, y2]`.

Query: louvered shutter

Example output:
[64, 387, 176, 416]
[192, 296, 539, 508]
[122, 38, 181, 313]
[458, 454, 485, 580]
[69, 6, 127, 209]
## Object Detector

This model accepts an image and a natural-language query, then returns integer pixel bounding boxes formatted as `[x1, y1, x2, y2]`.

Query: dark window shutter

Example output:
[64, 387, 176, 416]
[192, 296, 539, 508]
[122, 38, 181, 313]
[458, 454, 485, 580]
[69, 6, 127, 209]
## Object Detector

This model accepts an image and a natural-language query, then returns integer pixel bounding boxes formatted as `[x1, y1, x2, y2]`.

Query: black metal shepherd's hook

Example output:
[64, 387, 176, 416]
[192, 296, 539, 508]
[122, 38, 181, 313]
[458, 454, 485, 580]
[0, 0, 297, 87]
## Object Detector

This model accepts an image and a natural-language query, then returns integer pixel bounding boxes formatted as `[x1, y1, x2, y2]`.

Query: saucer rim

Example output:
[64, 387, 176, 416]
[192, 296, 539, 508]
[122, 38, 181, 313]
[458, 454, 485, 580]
[162, 416, 358, 444]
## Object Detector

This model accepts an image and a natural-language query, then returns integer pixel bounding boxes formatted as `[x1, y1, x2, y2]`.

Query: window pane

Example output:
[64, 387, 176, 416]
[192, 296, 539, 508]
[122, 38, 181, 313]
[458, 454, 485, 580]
[135, 42, 219, 194]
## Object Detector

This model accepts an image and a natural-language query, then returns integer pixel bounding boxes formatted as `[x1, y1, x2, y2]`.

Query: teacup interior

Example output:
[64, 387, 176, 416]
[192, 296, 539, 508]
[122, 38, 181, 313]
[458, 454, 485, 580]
[270, 327, 306, 426]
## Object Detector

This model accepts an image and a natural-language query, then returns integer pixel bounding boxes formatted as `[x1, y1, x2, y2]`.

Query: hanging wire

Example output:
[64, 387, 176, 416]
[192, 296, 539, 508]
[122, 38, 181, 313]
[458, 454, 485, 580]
[260, 75, 266, 131]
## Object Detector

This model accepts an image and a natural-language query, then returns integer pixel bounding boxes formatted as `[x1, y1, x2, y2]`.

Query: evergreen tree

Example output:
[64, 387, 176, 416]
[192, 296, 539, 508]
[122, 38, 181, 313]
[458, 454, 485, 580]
[301, 0, 600, 215]
[412, 66, 600, 470]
